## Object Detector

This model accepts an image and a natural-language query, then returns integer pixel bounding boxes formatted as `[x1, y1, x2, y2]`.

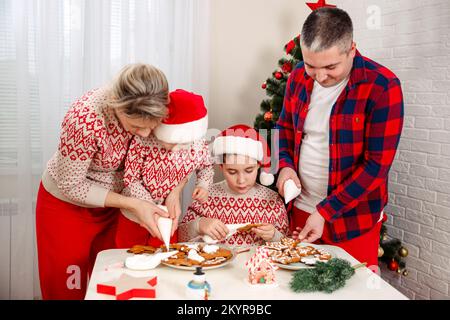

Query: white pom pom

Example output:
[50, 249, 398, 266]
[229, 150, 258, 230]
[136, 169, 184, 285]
[260, 171, 275, 186]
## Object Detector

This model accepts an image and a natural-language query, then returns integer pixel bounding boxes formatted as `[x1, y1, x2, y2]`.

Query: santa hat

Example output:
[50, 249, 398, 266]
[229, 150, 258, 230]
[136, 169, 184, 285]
[153, 89, 208, 144]
[213, 124, 274, 186]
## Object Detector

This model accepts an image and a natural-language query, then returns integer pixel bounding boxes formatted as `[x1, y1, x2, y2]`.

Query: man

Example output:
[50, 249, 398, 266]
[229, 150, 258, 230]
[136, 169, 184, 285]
[276, 7, 404, 268]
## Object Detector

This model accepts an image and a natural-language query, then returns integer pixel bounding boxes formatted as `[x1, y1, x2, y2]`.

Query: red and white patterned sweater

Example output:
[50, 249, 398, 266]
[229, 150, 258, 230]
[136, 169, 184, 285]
[178, 181, 289, 246]
[42, 87, 133, 207]
[122, 134, 214, 205]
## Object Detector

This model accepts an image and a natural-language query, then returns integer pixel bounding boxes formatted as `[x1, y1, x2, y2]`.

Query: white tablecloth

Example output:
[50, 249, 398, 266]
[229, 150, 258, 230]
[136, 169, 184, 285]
[85, 245, 408, 300]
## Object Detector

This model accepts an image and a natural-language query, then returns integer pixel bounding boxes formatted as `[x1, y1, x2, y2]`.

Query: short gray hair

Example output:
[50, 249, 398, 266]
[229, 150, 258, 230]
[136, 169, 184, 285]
[300, 7, 353, 53]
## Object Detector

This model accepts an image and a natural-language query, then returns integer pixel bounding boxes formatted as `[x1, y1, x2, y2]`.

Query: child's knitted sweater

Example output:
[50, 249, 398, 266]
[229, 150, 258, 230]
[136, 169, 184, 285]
[122, 134, 214, 205]
[178, 180, 289, 246]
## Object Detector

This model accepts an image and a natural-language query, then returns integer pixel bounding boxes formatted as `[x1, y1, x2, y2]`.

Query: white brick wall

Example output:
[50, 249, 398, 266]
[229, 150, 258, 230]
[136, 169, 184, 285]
[339, 0, 450, 299]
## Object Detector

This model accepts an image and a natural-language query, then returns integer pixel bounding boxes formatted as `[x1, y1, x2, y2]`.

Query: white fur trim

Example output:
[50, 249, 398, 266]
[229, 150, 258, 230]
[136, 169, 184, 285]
[153, 115, 208, 144]
[213, 136, 263, 161]
[259, 172, 274, 186]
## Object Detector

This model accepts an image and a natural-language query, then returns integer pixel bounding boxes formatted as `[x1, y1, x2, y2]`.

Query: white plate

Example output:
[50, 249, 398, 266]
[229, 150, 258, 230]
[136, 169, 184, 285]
[160, 243, 236, 271]
[271, 243, 335, 270]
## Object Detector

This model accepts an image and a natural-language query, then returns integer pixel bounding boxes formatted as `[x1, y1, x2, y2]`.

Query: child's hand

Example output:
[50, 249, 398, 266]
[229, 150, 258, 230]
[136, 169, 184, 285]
[192, 187, 208, 203]
[251, 223, 276, 241]
[291, 226, 301, 240]
[198, 217, 229, 240]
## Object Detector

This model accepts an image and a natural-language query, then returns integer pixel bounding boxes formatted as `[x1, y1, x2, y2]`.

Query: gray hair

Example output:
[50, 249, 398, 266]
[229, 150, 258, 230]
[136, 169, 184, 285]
[300, 7, 353, 53]
[109, 63, 169, 120]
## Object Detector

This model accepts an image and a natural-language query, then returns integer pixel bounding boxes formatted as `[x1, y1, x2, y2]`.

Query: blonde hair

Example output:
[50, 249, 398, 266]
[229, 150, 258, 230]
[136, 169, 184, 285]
[109, 63, 169, 120]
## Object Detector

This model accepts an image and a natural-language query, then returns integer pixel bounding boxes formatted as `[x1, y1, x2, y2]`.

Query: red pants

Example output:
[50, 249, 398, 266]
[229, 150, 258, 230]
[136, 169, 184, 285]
[290, 207, 381, 269]
[36, 183, 119, 300]
[115, 211, 177, 249]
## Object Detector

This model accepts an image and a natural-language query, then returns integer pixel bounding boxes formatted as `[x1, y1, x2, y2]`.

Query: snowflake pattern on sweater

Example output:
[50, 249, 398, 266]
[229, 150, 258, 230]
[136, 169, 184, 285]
[178, 181, 289, 246]
[45, 87, 133, 207]
[122, 134, 214, 204]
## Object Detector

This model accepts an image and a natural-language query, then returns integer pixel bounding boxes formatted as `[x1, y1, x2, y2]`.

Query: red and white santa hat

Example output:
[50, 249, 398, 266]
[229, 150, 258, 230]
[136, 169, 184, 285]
[213, 124, 275, 186]
[153, 89, 208, 144]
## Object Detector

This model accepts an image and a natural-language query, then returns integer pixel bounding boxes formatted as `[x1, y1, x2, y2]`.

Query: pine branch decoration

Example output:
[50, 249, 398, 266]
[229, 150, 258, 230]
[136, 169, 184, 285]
[290, 258, 366, 293]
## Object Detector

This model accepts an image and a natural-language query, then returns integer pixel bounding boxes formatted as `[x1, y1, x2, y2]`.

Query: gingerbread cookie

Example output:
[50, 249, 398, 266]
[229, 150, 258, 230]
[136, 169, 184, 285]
[127, 245, 157, 255]
[261, 237, 332, 266]
[237, 223, 263, 233]
[162, 242, 233, 268]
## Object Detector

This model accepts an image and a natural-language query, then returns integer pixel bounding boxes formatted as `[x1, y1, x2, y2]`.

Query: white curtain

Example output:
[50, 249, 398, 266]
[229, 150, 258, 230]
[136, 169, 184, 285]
[0, 0, 210, 299]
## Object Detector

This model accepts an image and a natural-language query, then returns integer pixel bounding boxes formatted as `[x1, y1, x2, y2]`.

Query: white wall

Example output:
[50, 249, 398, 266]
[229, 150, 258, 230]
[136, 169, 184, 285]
[208, 0, 308, 131]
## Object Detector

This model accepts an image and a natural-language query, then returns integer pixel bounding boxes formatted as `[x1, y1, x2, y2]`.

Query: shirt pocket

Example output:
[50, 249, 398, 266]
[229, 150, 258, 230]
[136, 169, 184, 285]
[339, 114, 365, 157]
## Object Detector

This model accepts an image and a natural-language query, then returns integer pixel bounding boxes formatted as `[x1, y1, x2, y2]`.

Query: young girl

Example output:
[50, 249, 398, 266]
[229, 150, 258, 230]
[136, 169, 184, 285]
[115, 89, 214, 248]
[178, 124, 289, 246]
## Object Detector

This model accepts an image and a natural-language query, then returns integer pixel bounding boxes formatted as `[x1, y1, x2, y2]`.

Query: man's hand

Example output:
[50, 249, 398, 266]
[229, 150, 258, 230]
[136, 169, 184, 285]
[276, 167, 301, 198]
[251, 223, 276, 241]
[294, 211, 325, 243]
[198, 217, 229, 240]
[192, 186, 208, 203]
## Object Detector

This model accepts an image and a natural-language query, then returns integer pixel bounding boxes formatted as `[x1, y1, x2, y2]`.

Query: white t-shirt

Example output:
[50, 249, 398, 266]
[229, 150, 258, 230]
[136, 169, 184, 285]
[294, 77, 349, 213]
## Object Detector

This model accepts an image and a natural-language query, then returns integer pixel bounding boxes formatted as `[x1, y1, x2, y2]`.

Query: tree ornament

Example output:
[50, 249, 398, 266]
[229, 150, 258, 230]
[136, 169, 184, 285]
[261, 82, 267, 89]
[274, 72, 283, 80]
[398, 247, 408, 258]
[377, 246, 384, 258]
[285, 40, 296, 55]
[388, 259, 399, 271]
[264, 111, 273, 122]
[282, 62, 293, 73]
[402, 270, 409, 276]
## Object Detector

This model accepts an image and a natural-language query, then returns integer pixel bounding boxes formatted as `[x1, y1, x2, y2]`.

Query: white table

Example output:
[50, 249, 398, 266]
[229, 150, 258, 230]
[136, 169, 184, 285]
[85, 245, 408, 300]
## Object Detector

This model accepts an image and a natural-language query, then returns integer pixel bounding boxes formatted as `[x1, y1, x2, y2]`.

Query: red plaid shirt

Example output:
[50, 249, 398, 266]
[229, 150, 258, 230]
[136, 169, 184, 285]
[276, 50, 404, 242]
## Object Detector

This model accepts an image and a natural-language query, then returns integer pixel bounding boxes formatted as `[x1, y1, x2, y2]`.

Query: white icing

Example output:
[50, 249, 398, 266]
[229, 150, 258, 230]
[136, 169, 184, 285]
[187, 249, 205, 262]
[157, 216, 172, 251]
[125, 251, 178, 270]
[203, 244, 219, 254]
[283, 179, 301, 204]
[201, 235, 218, 244]
[300, 257, 319, 265]
[186, 243, 200, 250]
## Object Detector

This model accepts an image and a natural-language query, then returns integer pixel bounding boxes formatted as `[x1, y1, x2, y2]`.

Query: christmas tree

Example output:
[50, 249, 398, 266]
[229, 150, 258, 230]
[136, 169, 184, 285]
[379, 222, 409, 276]
[254, 0, 337, 145]
[253, 35, 303, 149]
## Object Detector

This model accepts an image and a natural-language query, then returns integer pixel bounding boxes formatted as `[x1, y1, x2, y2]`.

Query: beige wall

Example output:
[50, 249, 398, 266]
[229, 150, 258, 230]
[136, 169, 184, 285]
[209, 0, 309, 131]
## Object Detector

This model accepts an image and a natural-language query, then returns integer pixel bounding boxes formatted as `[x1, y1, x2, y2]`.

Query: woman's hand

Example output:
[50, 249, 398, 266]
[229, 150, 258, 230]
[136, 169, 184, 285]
[251, 223, 276, 241]
[105, 191, 168, 240]
[127, 198, 169, 240]
[198, 218, 229, 240]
